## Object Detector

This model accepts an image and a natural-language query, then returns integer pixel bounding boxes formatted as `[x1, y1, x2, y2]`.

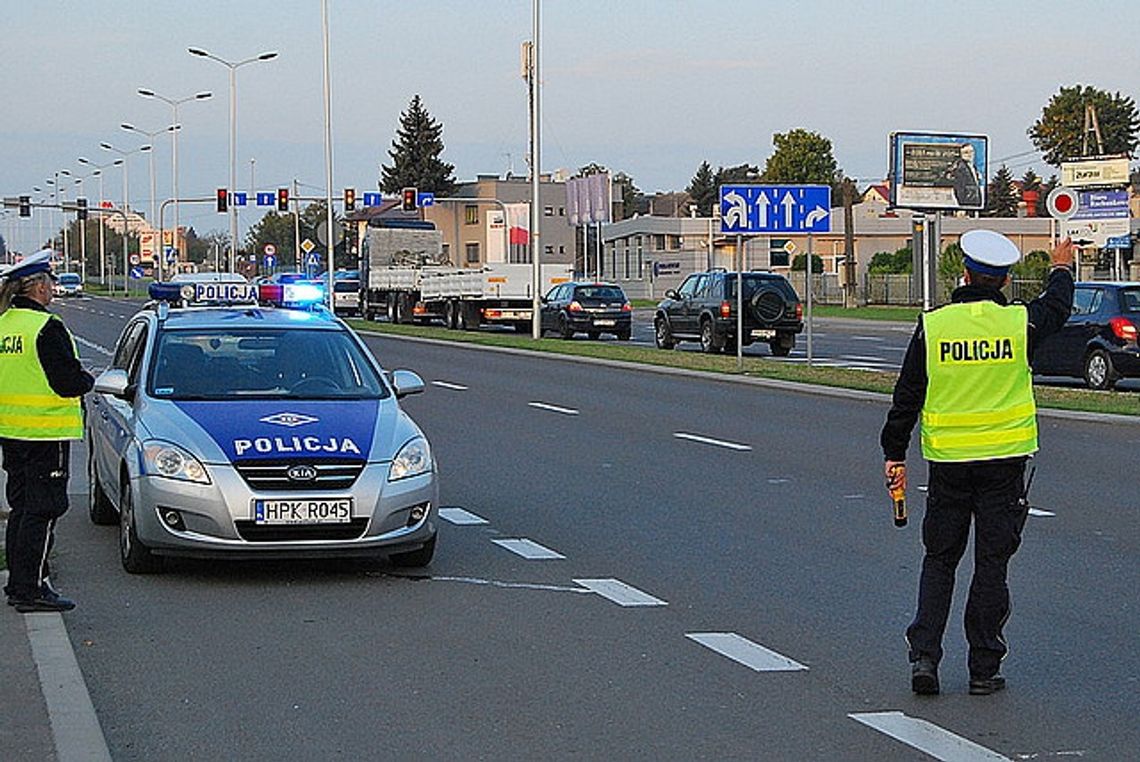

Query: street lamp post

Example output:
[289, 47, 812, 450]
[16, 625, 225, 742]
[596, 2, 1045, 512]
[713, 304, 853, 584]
[100, 141, 152, 295]
[188, 46, 278, 272]
[121, 122, 179, 278]
[78, 156, 123, 286]
[137, 88, 212, 268]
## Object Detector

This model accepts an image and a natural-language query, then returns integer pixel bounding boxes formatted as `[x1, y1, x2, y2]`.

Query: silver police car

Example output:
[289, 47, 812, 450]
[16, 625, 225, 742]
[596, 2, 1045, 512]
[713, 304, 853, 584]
[86, 281, 438, 573]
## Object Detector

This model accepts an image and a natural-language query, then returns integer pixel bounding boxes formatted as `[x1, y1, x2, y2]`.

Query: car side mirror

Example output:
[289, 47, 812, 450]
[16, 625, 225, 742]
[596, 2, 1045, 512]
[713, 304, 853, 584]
[391, 369, 425, 399]
[665, 289, 680, 300]
[93, 368, 135, 402]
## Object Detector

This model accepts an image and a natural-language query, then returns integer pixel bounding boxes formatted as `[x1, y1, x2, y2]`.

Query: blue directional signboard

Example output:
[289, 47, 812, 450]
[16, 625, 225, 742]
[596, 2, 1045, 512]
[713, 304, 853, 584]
[363, 192, 382, 207]
[418, 192, 435, 207]
[233, 192, 248, 207]
[256, 192, 275, 207]
[129, 266, 144, 279]
[719, 184, 832, 235]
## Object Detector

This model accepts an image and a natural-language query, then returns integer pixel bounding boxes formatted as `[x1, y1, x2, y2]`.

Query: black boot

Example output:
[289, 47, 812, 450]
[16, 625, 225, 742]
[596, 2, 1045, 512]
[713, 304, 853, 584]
[911, 657, 940, 695]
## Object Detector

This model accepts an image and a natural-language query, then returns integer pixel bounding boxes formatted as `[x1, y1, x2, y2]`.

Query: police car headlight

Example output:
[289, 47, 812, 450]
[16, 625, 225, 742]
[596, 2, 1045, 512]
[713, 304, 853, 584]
[389, 437, 432, 481]
[142, 441, 211, 484]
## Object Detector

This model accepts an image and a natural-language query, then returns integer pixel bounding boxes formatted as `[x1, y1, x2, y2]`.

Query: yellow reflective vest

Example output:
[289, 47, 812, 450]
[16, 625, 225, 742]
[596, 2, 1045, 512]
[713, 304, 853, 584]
[0, 308, 84, 440]
[921, 301, 1037, 462]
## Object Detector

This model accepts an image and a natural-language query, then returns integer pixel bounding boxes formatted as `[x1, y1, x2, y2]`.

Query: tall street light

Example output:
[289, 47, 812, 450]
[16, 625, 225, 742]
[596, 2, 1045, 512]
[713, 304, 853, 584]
[122, 121, 179, 278]
[46, 169, 71, 268]
[79, 156, 123, 285]
[137, 88, 212, 264]
[188, 46, 278, 271]
[101, 141, 152, 294]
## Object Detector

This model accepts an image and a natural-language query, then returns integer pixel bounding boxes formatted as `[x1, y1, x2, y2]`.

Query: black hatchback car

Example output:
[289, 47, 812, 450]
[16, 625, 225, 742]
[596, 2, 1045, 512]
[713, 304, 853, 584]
[1032, 281, 1140, 390]
[540, 281, 632, 340]
[655, 269, 803, 355]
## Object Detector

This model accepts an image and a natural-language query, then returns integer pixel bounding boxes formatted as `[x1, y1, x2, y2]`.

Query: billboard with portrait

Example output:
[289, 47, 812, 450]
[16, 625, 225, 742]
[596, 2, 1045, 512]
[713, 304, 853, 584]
[889, 132, 988, 211]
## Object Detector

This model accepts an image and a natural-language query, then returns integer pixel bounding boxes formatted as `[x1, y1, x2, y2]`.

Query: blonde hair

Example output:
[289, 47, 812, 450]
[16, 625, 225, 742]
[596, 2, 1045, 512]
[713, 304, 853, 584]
[0, 272, 51, 314]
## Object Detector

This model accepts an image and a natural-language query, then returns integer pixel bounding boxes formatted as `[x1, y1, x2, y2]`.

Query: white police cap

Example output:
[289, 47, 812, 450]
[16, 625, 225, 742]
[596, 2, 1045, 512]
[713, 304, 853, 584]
[0, 249, 56, 281]
[960, 230, 1020, 275]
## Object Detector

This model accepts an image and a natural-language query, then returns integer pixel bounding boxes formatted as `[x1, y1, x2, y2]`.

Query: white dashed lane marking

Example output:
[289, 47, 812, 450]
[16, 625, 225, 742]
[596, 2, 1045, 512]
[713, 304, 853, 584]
[573, 578, 667, 607]
[491, 538, 566, 560]
[849, 711, 1010, 761]
[1028, 507, 1055, 517]
[528, 401, 579, 416]
[431, 380, 469, 390]
[673, 432, 751, 451]
[686, 632, 808, 672]
[438, 507, 489, 525]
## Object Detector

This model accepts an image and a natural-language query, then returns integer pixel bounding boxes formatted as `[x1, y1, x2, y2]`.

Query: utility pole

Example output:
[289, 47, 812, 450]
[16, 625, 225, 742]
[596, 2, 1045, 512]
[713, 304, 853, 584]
[842, 178, 856, 308]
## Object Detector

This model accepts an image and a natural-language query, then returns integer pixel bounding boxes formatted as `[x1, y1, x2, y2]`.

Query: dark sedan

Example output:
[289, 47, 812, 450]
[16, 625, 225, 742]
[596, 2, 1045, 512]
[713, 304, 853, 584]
[1033, 281, 1140, 390]
[540, 281, 632, 340]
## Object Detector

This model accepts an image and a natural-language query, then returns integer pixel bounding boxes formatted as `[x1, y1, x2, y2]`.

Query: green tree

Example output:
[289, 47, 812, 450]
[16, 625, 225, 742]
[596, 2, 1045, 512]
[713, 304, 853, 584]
[760, 128, 843, 200]
[686, 161, 717, 216]
[612, 171, 642, 220]
[791, 253, 824, 273]
[380, 95, 457, 196]
[1028, 84, 1140, 165]
[246, 211, 297, 268]
[984, 165, 1019, 217]
[868, 247, 912, 274]
[712, 163, 761, 187]
[938, 242, 966, 295]
[1011, 249, 1051, 281]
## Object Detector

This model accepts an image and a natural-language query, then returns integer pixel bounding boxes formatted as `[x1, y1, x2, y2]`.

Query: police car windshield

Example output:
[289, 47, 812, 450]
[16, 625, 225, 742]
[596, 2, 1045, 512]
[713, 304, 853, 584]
[149, 329, 388, 400]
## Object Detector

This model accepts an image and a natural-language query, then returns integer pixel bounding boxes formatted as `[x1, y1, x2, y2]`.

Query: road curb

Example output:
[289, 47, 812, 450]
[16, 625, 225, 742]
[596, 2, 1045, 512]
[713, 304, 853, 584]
[360, 328, 1140, 426]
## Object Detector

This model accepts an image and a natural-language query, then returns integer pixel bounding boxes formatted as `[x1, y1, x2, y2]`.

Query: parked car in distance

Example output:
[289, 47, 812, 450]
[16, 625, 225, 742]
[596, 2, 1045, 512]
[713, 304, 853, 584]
[54, 272, 83, 297]
[333, 269, 361, 317]
[540, 281, 632, 340]
[654, 269, 803, 355]
[1032, 281, 1140, 390]
[170, 271, 249, 285]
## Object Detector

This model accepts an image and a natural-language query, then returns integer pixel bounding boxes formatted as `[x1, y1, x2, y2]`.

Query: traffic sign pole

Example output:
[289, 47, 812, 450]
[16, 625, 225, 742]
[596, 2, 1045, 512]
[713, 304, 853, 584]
[806, 234, 813, 367]
[736, 234, 743, 369]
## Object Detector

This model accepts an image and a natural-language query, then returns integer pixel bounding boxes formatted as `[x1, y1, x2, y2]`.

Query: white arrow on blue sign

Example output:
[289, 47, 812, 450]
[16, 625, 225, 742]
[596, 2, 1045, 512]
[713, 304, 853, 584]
[129, 266, 144, 279]
[256, 192, 275, 207]
[417, 192, 435, 207]
[719, 184, 832, 235]
[307, 252, 321, 266]
[363, 192, 381, 207]
[233, 192, 248, 207]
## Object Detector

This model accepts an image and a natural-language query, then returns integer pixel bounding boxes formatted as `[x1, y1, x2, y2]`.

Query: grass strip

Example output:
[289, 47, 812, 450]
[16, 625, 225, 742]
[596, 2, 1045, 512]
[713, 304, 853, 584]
[347, 319, 1139, 417]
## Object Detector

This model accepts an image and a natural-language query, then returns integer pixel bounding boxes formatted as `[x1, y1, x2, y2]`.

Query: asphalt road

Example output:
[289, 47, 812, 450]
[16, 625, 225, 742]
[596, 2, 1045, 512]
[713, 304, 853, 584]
[42, 295, 1140, 760]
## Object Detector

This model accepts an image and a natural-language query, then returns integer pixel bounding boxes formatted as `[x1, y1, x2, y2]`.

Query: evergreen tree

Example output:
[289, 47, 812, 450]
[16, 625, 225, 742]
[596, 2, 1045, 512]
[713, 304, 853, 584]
[1029, 84, 1140, 165]
[380, 95, 457, 197]
[713, 163, 762, 186]
[686, 161, 717, 216]
[984, 165, 1018, 217]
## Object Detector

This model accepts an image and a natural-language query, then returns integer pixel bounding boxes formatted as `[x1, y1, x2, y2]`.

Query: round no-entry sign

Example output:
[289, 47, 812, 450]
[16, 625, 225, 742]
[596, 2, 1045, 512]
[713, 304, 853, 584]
[1046, 187, 1079, 220]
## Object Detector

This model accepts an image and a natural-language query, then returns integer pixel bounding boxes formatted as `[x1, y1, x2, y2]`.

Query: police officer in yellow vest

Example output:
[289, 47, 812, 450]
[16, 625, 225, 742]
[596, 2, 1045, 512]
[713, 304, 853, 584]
[881, 231, 1074, 696]
[0, 250, 93, 613]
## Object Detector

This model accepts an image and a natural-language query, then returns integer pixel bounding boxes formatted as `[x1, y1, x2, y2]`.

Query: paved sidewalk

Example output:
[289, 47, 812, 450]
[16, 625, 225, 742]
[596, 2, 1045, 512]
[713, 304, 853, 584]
[0, 567, 56, 761]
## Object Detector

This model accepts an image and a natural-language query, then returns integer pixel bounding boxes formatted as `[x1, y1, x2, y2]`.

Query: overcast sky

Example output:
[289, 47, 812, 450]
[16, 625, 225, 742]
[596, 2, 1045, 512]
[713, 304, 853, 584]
[3, 0, 1138, 249]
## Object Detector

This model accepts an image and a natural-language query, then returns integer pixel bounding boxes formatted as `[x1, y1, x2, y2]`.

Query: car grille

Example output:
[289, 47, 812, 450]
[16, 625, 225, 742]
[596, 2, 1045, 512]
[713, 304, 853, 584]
[234, 518, 369, 542]
[233, 459, 365, 491]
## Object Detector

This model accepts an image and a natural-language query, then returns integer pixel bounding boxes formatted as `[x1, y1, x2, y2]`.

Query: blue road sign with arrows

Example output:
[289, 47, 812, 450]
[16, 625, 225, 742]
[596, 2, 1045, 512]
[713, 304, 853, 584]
[256, 192, 275, 207]
[719, 184, 832, 235]
[417, 192, 435, 207]
[363, 192, 381, 207]
[233, 192, 248, 207]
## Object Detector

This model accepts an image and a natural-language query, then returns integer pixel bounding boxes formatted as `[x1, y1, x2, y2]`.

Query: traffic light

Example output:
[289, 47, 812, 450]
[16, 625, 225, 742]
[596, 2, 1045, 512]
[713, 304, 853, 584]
[277, 187, 289, 212]
[344, 188, 356, 212]
[76, 198, 88, 221]
[401, 187, 418, 212]
[216, 188, 228, 213]
[18, 195, 30, 217]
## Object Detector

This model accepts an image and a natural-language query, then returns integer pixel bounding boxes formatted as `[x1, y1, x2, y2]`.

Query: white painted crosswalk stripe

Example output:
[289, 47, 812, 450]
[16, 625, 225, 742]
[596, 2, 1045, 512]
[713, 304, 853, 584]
[438, 507, 489, 525]
[491, 538, 566, 560]
[431, 380, 469, 391]
[686, 632, 808, 672]
[673, 432, 751, 451]
[849, 711, 1010, 761]
[528, 401, 580, 415]
[573, 578, 667, 606]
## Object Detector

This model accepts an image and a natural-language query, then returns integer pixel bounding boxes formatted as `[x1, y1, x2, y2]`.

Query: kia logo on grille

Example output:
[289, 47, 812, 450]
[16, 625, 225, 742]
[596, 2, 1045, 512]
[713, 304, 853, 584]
[287, 465, 318, 482]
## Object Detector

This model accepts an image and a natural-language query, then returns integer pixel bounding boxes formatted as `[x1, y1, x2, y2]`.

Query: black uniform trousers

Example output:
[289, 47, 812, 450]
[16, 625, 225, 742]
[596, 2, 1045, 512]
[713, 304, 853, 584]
[906, 457, 1028, 679]
[2, 439, 71, 601]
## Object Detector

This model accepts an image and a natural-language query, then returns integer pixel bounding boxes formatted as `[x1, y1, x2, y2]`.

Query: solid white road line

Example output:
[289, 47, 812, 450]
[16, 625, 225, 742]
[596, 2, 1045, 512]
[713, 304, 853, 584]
[841, 354, 892, 363]
[438, 507, 489, 525]
[849, 711, 1010, 761]
[573, 578, 667, 607]
[431, 380, 469, 390]
[1028, 507, 1056, 517]
[528, 401, 580, 415]
[491, 538, 566, 560]
[673, 432, 752, 451]
[73, 336, 113, 356]
[686, 632, 808, 672]
[852, 335, 884, 342]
